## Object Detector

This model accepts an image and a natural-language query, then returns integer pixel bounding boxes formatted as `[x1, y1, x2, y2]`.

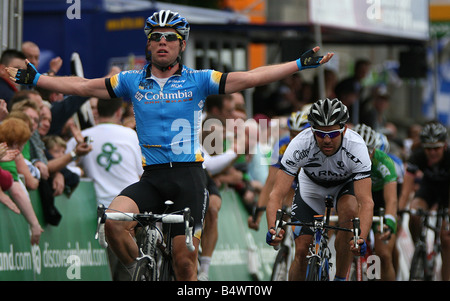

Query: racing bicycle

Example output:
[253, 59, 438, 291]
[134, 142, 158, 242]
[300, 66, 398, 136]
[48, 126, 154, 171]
[95, 200, 195, 281]
[272, 195, 362, 281]
[398, 206, 449, 281]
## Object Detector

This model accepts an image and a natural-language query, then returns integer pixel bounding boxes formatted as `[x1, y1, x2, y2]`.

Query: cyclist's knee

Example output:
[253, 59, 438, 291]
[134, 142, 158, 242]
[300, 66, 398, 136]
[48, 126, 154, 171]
[336, 195, 358, 219]
[172, 238, 198, 280]
[294, 236, 310, 260]
[174, 256, 196, 280]
[105, 220, 134, 241]
[208, 194, 221, 214]
[376, 245, 392, 260]
[441, 232, 450, 249]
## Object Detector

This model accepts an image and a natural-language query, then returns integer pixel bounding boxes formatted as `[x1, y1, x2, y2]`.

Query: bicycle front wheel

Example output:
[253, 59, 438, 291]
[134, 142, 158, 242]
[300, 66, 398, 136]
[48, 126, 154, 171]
[410, 245, 426, 281]
[271, 246, 290, 281]
[305, 256, 320, 281]
[132, 257, 157, 281]
[159, 254, 175, 281]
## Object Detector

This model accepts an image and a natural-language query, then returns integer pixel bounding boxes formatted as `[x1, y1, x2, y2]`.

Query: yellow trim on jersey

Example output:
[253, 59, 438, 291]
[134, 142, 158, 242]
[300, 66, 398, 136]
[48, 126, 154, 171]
[109, 74, 119, 89]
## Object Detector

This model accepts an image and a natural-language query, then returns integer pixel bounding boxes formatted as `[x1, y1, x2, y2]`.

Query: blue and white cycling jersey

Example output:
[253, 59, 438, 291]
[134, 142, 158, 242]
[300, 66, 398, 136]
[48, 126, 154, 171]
[106, 65, 226, 166]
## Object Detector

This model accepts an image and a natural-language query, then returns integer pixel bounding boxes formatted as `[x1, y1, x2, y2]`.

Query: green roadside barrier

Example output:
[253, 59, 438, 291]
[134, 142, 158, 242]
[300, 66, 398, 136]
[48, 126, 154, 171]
[1, 180, 277, 281]
[209, 187, 277, 281]
[0, 179, 111, 281]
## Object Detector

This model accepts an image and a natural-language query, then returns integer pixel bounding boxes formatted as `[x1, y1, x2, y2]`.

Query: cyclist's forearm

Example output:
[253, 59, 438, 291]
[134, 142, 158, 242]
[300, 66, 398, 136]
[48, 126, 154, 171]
[37, 75, 110, 98]
[37, 75, 86, 95]
[266, 197, 281, 229]
[266, 186, 285, 228]
[354, 178, 374, 239]
[231, 46, 333, 92]
[359, 201, 374, 240]
[383, 182, 398, 217]
[225, 62, 298, 94]
[257, 169, 277, 208]
[398, 172, 415, 209]
[266, 172, 294, 228]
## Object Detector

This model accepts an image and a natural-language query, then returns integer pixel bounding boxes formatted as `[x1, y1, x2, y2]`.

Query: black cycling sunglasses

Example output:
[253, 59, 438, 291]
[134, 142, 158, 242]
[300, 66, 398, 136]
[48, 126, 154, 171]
[148, 32, 183, 42]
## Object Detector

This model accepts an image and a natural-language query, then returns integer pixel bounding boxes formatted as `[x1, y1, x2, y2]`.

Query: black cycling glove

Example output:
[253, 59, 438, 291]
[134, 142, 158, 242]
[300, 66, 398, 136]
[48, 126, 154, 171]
[14, 62, 41, 86]
[296, 49, 323, 71]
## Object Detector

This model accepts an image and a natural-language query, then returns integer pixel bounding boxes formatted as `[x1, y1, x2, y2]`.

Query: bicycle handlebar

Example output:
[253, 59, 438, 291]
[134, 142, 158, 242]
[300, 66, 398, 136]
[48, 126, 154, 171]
[272, 210, 386, 248]
[398, 208, 444, 217]
[399, 207, 450, 232]
[251, 205, 266, 222]
[95, 204, 195, 252]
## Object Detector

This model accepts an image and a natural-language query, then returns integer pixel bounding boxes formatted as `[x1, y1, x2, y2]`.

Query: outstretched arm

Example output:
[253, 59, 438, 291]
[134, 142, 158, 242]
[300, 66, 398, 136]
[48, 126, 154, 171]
[6, 59, 111, 99]
[224, 46, 333, 94]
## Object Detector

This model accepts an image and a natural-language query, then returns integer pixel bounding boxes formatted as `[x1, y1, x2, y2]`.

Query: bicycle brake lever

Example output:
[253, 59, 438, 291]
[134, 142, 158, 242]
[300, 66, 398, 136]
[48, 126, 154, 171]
[95, 204, 106, 240]
[352, 218, 360, 248]
[379, 208, 385, 235]
[183, 208, 195, 252]
[272, 209, 284, 251]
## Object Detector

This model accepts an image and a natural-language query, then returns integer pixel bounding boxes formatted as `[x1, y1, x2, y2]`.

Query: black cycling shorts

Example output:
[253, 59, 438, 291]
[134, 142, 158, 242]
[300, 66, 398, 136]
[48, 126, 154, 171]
[119, 162, 208, 239]
[291, 180, 354, 237]
[415, 178, 449, 208]
[372, 189, 385, 212]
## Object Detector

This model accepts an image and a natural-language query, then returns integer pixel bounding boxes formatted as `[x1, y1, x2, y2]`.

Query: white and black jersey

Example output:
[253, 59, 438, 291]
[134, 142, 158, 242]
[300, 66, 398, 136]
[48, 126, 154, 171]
[280, 128, 372, 215]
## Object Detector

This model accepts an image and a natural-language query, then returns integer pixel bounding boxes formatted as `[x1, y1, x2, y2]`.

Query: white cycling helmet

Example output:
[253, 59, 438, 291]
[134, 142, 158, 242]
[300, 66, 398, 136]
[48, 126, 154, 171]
[420, 121, 448, 147]
[354, 123, 378, 151]
[375, 132, 390, 153]
[287, 108, 310, 132]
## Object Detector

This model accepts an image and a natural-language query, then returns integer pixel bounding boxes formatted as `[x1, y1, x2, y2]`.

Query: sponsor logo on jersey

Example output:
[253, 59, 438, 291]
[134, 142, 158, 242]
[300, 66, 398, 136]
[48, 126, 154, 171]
[307, 170, 350, 178]
[342, 146, 362, 164]
[144, 90, 193, 102]
[293, 149, 309, 161]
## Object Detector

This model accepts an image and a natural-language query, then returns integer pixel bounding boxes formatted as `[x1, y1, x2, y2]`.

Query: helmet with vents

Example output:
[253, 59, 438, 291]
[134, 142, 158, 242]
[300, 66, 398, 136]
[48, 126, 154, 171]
[308, 98, 349, 128]
[144, 10, 190, 41]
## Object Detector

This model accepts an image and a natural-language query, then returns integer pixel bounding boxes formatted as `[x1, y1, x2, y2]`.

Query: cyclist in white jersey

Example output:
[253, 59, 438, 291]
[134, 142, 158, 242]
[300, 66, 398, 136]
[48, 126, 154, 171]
[7, 10, 334, 280]
[266, 98, 374, 281]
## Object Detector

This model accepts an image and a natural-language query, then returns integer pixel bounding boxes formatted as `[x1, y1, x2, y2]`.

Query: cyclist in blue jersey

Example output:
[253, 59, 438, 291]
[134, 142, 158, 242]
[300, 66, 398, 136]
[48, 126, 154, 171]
[7, 10, 333, 280]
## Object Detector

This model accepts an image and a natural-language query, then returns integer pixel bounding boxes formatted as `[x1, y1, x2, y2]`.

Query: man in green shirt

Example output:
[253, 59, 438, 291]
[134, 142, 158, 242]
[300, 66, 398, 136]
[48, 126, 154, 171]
[354, 123, 397, 281]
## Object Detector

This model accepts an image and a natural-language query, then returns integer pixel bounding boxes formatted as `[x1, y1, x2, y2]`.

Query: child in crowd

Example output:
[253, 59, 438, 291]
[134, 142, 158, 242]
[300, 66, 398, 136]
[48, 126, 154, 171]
[42, 135, 81, 195]
[0, 117, 43, 244]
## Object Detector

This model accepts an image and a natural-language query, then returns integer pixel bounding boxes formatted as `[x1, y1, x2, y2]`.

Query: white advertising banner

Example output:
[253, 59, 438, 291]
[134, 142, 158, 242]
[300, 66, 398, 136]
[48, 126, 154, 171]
[309, 0, 429, 41]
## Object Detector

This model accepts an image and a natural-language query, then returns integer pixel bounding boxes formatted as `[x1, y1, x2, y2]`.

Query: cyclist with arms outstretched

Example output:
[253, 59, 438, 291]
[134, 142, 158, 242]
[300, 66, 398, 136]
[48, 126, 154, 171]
[266, 98, 374, 281]
[354, 123, 398, 281]
[7, 10, 333, 280]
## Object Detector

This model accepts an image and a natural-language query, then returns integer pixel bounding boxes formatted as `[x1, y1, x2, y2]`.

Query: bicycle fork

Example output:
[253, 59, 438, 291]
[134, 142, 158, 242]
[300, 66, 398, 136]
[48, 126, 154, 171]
[306, 215, 332, 281]
[138, 226, 159, 277]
